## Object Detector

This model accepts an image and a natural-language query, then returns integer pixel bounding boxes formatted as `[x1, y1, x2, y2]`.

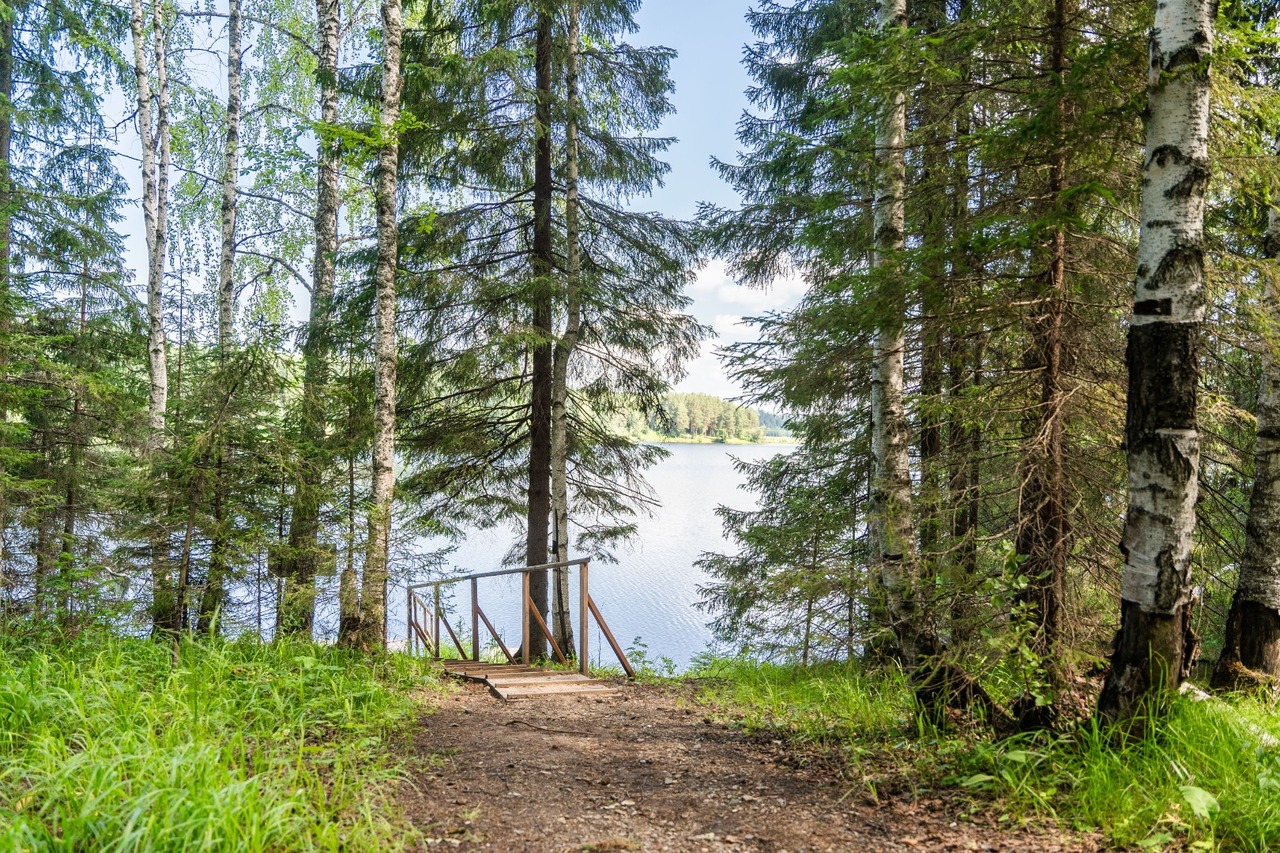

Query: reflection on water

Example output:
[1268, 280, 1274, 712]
[391, 443, 790, 671]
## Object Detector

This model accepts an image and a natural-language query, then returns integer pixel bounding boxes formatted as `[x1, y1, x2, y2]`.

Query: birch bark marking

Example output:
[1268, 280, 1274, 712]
[1099, 0, 1213, 723]
[359, 0, 403, 650]
[550, 0, 583, 655]
[1212, 136, 1280, 690]
[869, 0, 920, 662]
[525, 10, 555, 661]
[282, 0, 340, 637]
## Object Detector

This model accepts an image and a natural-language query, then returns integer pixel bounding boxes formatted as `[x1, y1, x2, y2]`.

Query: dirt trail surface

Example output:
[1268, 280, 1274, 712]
[400, 680, 1099, 852]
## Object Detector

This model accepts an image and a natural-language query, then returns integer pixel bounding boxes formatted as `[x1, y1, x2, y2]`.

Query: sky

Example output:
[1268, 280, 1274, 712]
[631, 0, 805, 399]
[114, 0, 804, 400]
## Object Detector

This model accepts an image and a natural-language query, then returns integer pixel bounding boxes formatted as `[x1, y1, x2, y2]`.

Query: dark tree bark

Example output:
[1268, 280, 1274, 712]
[525, 8, 554, 660]
[1014, 0, 1073, 699]
[1212, 137, 1280, 692]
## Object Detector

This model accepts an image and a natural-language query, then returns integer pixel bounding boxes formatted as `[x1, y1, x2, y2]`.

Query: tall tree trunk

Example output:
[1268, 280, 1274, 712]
[915, 0, 947, 568]
[550, 0, 582, 656]
[869, 0, 925, 664]
[0, 6, 14, 603]
[281, 0, 341, 636]
[201, 0, 242, 635]
[943, 0, 980, 647]
[338, 353, 360, 642]
[1014, 0, 1072, 701]
[525, 9, 554, 660]
[132, 0, 174, 633]
[60, 258, 91, 624]
[1098, 0, 1213, 724]
[1212, 136, 1280, 691]
[217, 0, 240, 349]
[150, 0, 171, 449]
[358, 0, 403, 651]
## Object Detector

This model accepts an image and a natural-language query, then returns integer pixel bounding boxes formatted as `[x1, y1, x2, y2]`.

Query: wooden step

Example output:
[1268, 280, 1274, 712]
[491, 681, 616, 700]
[485, 673, 596, 686]
[440, 659, 616, 700]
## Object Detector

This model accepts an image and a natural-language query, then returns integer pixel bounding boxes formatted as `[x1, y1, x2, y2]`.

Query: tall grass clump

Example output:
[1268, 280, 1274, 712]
[0, 632, 442, 851]
[959, 695, 1280, 851]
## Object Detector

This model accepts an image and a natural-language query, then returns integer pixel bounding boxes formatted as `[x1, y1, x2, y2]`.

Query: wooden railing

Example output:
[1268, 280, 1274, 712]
[406, 557, 635, 678]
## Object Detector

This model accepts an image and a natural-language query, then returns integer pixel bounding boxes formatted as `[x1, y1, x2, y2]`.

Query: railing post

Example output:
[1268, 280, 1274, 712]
[433, 585, 442, 661]
[471, 577, 480, 661]
[406, 588, 413, 656]
[522, 570, 531, 665]
[579, 559, 589, 676]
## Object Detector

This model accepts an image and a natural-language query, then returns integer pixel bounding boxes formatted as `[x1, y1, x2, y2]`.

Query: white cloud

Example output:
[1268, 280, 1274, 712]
[676, 258, 807, 397]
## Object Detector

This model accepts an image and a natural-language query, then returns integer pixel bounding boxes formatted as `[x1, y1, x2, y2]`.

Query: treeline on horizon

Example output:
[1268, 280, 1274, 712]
[613, 392, 790, 442]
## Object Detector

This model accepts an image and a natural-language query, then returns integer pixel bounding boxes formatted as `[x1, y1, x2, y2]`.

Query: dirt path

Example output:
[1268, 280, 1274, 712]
[400, 680, 1100, 852]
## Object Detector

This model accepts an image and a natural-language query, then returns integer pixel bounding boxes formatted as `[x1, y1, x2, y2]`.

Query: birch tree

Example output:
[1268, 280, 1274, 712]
[868, 0, 923, 663]
[131, 0, 175, 632]
[1098, 0, 1213, 723]
[217, 0, 241, 348]
[1213, 134, 1280, 690]
[357, 0, 403, 650]
[199, 0, 243, 633]
[130, 0, 169, 454]
[281, 0, 341, 635]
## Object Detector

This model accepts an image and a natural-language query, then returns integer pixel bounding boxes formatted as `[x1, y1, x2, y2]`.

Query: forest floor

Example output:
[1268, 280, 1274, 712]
[399, 679, 1101, 852]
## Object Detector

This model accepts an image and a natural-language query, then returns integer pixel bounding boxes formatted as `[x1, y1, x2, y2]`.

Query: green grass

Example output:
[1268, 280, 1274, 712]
[957, 697, 1280, 851]
[695, 659, 1280, 851]
[0, 632, 444, 852]
[693, 658, 911, 743]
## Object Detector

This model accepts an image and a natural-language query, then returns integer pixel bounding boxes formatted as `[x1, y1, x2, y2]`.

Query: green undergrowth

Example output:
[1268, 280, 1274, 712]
[0, 632, 444, 852]
[695, 659, 1280, 851]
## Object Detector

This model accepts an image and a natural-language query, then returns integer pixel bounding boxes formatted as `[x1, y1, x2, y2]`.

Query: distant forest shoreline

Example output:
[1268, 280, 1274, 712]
[614, 392, 792, 444]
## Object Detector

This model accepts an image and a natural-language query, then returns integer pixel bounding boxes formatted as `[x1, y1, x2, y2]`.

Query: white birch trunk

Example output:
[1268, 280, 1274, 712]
[359, 0, 403, 650]
[217, 0, 241, 347]
[870, 0, 919, 660]
[550, 0, 583, 653]
[1117, 0, 1211, 614]
[131, 0, 168, 453]
[1100, 0, 1212, 720]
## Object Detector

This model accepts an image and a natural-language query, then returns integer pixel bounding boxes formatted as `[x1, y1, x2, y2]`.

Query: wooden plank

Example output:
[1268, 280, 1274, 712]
[492, 682, 616, 700]
[485, 674, 598, 686]
[588, 595, 635, 679]
[525, 591, 568, 663]
[442, 666, 536, 677]
[475, 606, 516, 664]
[484, 670, 593, 680]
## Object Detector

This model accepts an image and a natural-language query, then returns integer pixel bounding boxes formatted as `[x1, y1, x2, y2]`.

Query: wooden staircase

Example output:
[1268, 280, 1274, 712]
[408, 558, 636, 701]
[441, 660, 617, 700]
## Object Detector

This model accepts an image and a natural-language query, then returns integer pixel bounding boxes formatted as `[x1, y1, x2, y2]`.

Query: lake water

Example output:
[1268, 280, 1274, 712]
[390, 443, 790, 671]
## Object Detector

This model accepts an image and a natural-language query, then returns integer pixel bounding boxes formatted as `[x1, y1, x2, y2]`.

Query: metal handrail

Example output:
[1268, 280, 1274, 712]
[406, 556, 635, 678]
